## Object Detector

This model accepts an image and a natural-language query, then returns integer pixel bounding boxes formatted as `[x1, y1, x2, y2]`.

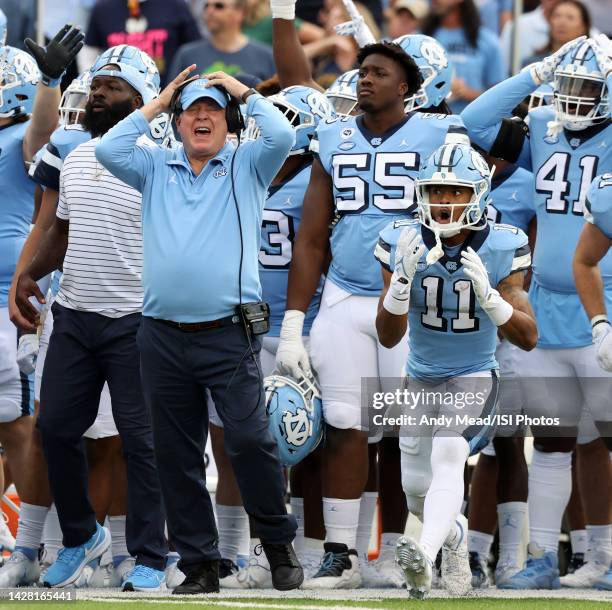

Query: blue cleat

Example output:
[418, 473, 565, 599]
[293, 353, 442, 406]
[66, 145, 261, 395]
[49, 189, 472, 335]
[497, 545, 560, 590]
[122, 564, 165, 591]
[594, 563, 612, 591]
[43, 523, 111, 588]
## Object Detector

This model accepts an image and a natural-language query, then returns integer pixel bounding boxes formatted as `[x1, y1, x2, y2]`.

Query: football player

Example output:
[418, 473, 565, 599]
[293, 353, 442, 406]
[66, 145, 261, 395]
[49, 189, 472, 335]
[375, 132, 537, 599]
[462, 35, 612, 589]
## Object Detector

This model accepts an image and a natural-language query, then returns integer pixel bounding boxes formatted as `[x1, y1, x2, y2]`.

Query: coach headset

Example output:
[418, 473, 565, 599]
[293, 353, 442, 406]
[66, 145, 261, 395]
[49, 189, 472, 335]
[168, 75, 245, 136]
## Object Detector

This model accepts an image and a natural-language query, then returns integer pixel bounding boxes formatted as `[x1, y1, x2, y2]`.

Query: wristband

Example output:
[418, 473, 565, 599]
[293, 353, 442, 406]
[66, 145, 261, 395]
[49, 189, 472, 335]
[41, 74, 63, 88]
[591, 314, 610, 329]
[383, 287, 409, 316]
[483, 290, 514, 327]
[270, 1, 296, 20]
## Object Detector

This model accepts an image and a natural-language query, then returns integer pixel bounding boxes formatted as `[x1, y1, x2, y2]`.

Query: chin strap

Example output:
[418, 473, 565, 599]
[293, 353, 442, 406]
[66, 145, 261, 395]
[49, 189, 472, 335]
[426, 229, 444, 266]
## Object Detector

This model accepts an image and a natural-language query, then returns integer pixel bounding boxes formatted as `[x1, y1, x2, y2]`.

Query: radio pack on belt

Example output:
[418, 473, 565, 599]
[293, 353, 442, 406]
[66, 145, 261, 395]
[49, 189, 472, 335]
[238, 301, 270, 336]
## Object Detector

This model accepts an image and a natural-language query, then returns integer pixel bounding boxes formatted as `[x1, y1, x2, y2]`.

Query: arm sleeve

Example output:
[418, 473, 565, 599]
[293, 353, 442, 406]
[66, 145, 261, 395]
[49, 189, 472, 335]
[95, 110, 154, 192]
[245, 93, 295, 185]
[461, 69, 537, 168]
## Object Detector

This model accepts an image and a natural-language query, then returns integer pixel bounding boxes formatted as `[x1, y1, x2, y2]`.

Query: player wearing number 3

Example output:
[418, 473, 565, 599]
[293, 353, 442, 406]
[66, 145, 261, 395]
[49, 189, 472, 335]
[275, 41, 463, 588]
[375, 131, 537, 599]
[462, 35, 612, 590]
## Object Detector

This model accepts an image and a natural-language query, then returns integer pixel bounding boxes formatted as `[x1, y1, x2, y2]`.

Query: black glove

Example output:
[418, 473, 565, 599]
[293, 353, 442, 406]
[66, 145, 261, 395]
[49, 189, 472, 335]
[24, 24, 84, 87]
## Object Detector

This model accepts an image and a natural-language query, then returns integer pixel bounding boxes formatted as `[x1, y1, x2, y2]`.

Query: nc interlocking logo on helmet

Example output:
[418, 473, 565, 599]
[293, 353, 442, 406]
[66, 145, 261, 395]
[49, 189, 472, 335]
[264, 373, 324, 467]
[394, 34, 453, 110]
[0, 46, 40, 118]
[326, 69, 359, 117]
[416, 130, 491, 238]
[553, 39, 609, 131]
[91, 45, 160, 103]
[245, 86, 336, 155]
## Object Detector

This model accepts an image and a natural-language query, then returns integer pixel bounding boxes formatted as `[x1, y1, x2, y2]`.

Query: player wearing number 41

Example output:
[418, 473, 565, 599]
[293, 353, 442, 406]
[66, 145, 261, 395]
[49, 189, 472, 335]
[462, 34, 612, 590]
[274, 40, 463, 589]
[374, 131, 537, 599]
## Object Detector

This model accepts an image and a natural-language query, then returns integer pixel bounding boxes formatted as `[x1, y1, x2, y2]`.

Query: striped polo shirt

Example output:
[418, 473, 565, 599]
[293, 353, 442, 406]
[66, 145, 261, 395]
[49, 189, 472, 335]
[55, 138, 143, 317]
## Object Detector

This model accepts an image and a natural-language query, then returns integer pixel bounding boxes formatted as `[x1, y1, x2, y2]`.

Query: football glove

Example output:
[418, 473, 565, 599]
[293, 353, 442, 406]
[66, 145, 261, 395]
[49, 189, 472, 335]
[334, 0, 376, 48]
[593, 321, 612, 372]
[461, 247, 514, 326]
[270, 0, 296, 20]
[276, 310, 311, 379]
[383, 227, 424, 316]
[25, 24, 84, 87]
[16, 333, 39, 375]
[526, 35, 587, 85]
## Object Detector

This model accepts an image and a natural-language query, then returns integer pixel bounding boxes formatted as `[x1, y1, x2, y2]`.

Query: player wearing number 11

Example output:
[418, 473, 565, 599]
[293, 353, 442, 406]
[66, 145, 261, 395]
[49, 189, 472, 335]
[375, 132, 537, 599]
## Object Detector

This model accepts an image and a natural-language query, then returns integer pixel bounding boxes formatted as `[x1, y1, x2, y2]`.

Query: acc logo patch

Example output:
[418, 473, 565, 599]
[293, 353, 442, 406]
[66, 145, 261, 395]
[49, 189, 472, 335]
[213, 167, 228, 178]
[341, 128, 355, 139]
[338, 141, 356, 151]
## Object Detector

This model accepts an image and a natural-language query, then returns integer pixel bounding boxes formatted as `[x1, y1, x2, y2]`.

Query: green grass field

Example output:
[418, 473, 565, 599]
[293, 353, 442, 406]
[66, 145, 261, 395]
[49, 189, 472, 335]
[0, 596, 610, 610]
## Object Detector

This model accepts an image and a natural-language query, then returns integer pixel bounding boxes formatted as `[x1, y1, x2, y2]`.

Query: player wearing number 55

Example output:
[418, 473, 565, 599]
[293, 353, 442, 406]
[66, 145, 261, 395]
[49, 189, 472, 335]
[374, 131, 537, 599]
[95, 66, 302, 594]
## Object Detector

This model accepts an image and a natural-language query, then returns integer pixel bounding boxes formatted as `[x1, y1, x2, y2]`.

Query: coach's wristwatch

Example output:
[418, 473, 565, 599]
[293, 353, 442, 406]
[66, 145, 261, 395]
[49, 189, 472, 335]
[241, 88, 258, 103]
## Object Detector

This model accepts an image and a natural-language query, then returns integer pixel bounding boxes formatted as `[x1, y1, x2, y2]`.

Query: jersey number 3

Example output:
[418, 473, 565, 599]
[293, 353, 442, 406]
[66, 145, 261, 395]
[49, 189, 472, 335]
[259, 210, 294, 269]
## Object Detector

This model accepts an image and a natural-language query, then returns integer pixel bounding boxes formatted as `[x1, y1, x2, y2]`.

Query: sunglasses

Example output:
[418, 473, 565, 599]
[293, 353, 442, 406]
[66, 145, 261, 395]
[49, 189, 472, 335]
[204, 2, 233, 10]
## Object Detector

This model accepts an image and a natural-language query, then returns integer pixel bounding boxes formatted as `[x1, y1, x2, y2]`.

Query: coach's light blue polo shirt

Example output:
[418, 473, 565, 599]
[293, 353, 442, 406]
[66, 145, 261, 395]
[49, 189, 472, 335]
[96, 94, 295, 322]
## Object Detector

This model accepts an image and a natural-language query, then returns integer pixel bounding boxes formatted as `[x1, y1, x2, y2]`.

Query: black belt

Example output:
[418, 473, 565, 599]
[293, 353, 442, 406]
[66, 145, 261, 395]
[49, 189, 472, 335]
[155, 314, 240, 333]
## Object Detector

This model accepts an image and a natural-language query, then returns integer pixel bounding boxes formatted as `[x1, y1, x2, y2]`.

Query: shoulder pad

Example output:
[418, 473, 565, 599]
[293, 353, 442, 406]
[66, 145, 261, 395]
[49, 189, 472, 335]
[489, 223, 529, 250]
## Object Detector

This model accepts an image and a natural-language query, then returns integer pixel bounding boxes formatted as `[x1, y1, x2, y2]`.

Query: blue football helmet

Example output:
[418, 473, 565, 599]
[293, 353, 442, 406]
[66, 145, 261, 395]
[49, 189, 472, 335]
[528, 83, 554, 112]
[268, 86, 335, 155]
[416, 131, 492, 238]
[0, 9, 7, 46]
[91, 44, 160, 103]
[265, 373, 324, 467]
[148, 112, 176, 148]
[553, 39, 609, 130]
[394, 34, 452, 111]
[60, 71, 92, 125]
[325, 69, 359, 116]
[0, 46, 40, 118]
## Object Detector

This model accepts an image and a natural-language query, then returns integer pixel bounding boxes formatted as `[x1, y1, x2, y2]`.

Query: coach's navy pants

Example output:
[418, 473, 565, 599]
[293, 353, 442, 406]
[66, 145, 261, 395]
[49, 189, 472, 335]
[38, 303, 167, 570]
[137, 316, 296, 571]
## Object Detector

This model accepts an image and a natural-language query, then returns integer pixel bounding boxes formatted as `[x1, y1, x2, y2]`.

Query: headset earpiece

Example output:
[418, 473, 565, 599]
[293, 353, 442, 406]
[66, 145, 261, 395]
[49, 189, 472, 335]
[225, 96, 245, 136]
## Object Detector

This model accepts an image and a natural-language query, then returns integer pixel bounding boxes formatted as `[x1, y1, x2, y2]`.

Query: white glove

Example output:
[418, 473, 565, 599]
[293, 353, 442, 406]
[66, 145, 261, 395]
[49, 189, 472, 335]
[334, 0, 376, 47]
[16, 333, 39, 375]
[270, 0, 296, 20]
[383, 228, 425, 316]
[527, 35, 587, 85]
[590, 34, 612, 79]
[276, 310, 311, 379]
[461, 247, 514, 327]
[593, 321, 612, 372]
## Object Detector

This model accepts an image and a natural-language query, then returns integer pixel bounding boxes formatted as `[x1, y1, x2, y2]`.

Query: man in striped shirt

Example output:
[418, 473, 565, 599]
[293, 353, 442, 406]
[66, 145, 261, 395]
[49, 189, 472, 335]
[14, 54, 167, 591]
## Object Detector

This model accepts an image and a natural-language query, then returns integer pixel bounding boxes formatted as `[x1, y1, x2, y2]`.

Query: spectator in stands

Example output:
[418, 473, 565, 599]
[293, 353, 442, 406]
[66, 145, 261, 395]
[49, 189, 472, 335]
[386, 0, 428, 39]
[581, 0, 612, 36]
[423, 0, 504, 114]
[522, 0, 591, 66]
[0, 0, 35, 50]
[305, 0, 380, 88]
[242, 0, 324, 46]
[499, 0, 559, 73]
[83, 0, 200, 84]
[477, 0, 513, 34]
[169, 0, 276, 82]
[297, 0, 383, 30]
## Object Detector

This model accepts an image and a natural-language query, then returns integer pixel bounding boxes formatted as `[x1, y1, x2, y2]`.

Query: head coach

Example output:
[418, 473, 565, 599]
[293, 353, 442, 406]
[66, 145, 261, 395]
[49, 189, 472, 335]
[95, 66, 301, 594]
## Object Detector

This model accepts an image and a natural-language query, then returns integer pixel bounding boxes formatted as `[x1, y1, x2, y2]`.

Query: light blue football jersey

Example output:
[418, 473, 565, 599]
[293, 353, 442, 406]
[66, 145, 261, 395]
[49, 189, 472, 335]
[486, 165, 535, 233]
[313, 112, 464, 296]
[259, 160, 322, 336]
[0, 121, 36, 306]
[585, 172, 612, 239]
[376, 218, 530, 382]
[32, 124, 90, 192]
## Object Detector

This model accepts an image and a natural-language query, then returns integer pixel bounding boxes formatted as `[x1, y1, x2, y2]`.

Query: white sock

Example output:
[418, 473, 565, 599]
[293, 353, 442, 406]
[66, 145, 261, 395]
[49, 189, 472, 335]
[419, 436, 470, 564]
[381, 532, 403, 549]
[108, 515, 129, 562]
[356, 492, 377, 561]
[468, 530, 494, 558]
[586, 524, 612, 562]
[497, 501, 527, 566]
[15, 503, 49, 559]
[216, 504, 249, 562]
[323, 497, 361, 549]
[41, 504, 62, 563]
[570, 529, 588, 555]
[528, 449, 571, 554]
[444, 518, 466, 551]
[290, 497, 305, 555]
